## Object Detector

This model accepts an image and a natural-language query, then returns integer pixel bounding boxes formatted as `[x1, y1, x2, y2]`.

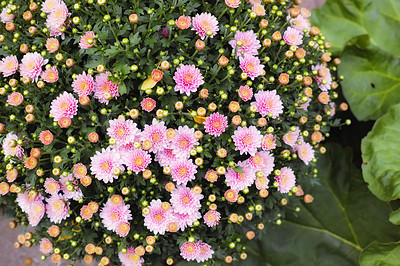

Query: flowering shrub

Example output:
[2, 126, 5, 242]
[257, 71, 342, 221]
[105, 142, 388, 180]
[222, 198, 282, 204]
[0, 0, 347, 265]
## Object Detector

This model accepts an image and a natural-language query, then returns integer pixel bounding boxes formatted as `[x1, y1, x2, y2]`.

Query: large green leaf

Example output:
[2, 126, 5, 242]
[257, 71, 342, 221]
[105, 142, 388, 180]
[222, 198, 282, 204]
[361, 103, 400, 201]
[359, 241, 400, 266]
[246, 143, 400, 265]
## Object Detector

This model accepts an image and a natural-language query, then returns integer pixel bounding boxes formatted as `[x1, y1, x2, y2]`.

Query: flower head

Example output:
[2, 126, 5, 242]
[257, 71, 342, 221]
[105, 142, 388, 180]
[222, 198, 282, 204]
[196, 241, 214, 262]
[79, 31, 96, 49]
[262, 134, 276, 150]
[45, 38, 60, 53]
[275, 167, 296, 193]
[94, 72, 120, 104]
[143, 199, 172, 235]
[176, 15, 191, 30]
[225, 0, 241, 8]
[171, 126, 199, 158]
[297, 142, 315, 165]
[203, 210, 220, 227]
[118, 247, 144, 266]
[0, 55, 19, 77]
[123, 149, 152, 174]
[173, 64, 204, 96]
[204, 113, 228, 137]
[28, 201, 46, 226]
[141, 119, 168, 152]
[225, 161, 256, 191]
[155, 148, 177, 167]
[229, 30, 260, 57]
[44, 178, 60, 195]
[170, 185, 203, 215]
[238, 85, 253, 101]
[7, 92, 24, 106]
[283, 27, 303, 46]
[170, 159, 197, 186]
[141, 97, 156, 112]
[100, 196, 132, 232]
[46, 193, 70, 223]
[41, 66, 59, 83]
[39, 238, 53, 255]
[19, 52, 48, 81]
[1, 5, 15, 23]
[59, 174, 83, 201]
[2, 132, 24, 159]
[253, 90, 283, 118]
[248, 151, 275, 176]
[283, 127, 300, 149]
[180, 242, 199, 261]
[50, 92, 78, 121]
[232, 126, 263, 156]
[192, 13, 219, 39]
[90, 147, 123, 183]
[239, 54, 264, 80]
[107, 117, 140, 147]
[39, 130, 54, 145]
[72, 72, 94, 96]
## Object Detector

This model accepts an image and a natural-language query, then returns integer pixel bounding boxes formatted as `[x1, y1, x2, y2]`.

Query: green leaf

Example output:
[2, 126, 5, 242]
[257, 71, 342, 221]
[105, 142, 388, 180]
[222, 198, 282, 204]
[389, 209, 400, 225]
[247, 143, 400, 264]
[129, 32, 141, 47]
[339, 42, 400, 121]
[359, 241, 400, 266]
[361, 103, 400, 201]
[118, 82, 127, 95]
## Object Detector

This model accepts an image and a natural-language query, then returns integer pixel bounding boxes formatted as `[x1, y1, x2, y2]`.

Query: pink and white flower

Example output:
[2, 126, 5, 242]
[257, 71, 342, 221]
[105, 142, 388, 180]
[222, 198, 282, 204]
[170, 159, 197, 186]
[204, 113, 228, 137]
[118, 247, 144, 266]
[143, 199, 172, 235]
[253, 90, 283, 118]
[283, 27, 303, 46]
[107, 117, 140, 147]
[49, 92, 78, 121]
[79, 31, 96, 49]
[262, 134, 277, 150]
[0, 55, 18, 77]
[141, 119, 168, 152]
[289, 14, 311, 32]
[180, 242, 199, 261]
[170, 186, 203, 215]
[90, 147, 123, 183]
[28, 201, 46, 226]
[100, 197, 132, 232]
[297, 142, 315, 165]
[239, 54, 264, 80]
[203, 210, 220, 227]
[171, 126, 199, 158]
[44, 178, 61, 195]
[225, 161, 256, 191]
[46, 193, 70, 223]
[41, 66, 59, 83]
[192, 13, 219, 39]
[248, 151, 275, 176]
[275, 167, 296, 193]
[232, 126, 263, 156]
[1, 5, 15, 23]
[173, 64, 204, 96]
[238, 85, 253, 101]
[123, 149, 152, 174]
[312, 64, 332, 91]
[2, 132, 24, 159]
[229, 30, 260, 57]
[196, 241, 214, 262]
[155, 148, 177, 167]
[94, 72, 120, 104]
[72, 72, 94, 96]
[59, 174, 83, 201]
[283, 127, 300, 149]
[19, 52, 48, 82]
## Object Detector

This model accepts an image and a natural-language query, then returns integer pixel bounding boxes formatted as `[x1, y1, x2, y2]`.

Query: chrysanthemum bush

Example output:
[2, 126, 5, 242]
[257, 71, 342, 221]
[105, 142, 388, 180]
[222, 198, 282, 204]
[0, 0, 349, 265]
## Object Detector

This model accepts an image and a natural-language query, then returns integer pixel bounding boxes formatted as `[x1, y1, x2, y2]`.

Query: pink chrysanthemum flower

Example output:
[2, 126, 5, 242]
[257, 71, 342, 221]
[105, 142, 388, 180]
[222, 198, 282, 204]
[232, 126, 263, 156]
[170, 159, 197, 186]
[46, 1, 68, 31]
[172, 125, 199, 158]
[289, 14, 311, 32]
[176, 15, 191, 30]
[204, 113, 228, 137]
[45, 38, 60, 53]
[283, 127, 300, 149]
[275, 167, 296, 193]
[283, 27, 303, 46]
[0, 5, 15, 23]
[225, 0, 241, 8]
[255, 176, 270, 190]
[90, 147, 123, 183]
[173, 210, 202, 231]
[203, 210, 220, 227]
[118, 247, 144, 266]
[16, 191, 37, 213]
[73, 163, 87, 179]
[44, 178, 60, 195]
[262, 134, 277, 150]
[41, 0, 61, 13]
[248, 151, 275, 176]
[144, 199, 172, 235]
[46, 193, 70, 223]
[252, 3, 266, 16]
[19, 52, 48, 82]
[2, 132, 24, 159]
[141, 97, 156, 112]
[225, 161, 256, 191]
[238, 85, 253, 101]
[79, 31, 96, 49]
[297, 142, 315, 165]
[173, 64, 204, 96]
[253, 90, 283, 118]
[39, 130, 54, 145]
[72, 72, 94, 96]
[239, 54, 264, 80]
[116, 222, 130, 237]
[155, 148, 177, 167]
[141, 119, 168, 152]
[191, 13, 219, 40]
[0, 55, 18, 77]
[60, 174, 83, 201]
[41, 66, 59, 83]
[7, 92, 24, 106]
[181, 242, 200, 261]
[229, 30, 261, 58]
[196, 241, 214, 263]
[49, 92, 78, 121]
[27, 200, 45, 226]
[80, 205, 93, 220]
[123, 149, 152, 174]
[170, 186, 203, 215]
[94, 72, 120, 104]
[107, 117, 140, 147]
[100, 197, 132, 232]
[312, 64, 332, 91]
[39, 238, 53, 255]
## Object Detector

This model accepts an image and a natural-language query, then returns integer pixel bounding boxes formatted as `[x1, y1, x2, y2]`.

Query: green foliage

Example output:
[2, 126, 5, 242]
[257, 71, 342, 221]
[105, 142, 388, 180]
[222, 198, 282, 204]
[359, 241, 400, 266]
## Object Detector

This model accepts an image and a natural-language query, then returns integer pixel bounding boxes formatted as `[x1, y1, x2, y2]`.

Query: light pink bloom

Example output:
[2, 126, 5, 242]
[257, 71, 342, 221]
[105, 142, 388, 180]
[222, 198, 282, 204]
[312, 64, 332, 91]
[46, 1, 68, 26]
[140, 97, 156, 112]
[225, 0, 241, 8]
[262, 134, 276, 150]
[118, 247, 144, 266]
[39, 238, 53, 255]
[0, 55, 18, 77]
[239, 54, 264, 80]
[16, 191, 37, 213]
[143, 199, 172, 235]
[255, 176, 269, 190]
[253, 90, 283, 118]
[60, 174, 83, 201]
[0, 5, 15, 23]
[252, 4, 266, 16]
[275, 167, 296, 193]
[123, 149, 152, 174]
[196, 241, 214, 262]
[44, 178, 61, 195]
[180, 242, 199, 261]
[326, 102, 336, 116]
[46, 193, 70, 223]
[107, 117, 140, 147]
[41, 66, 59, 83]
[79, 31, 96, 49]
[28, 201, 46, 226]
[155, 148, 177, 167]
[45, 38, 60, 53]
[170, 159, 197, 186]
[297, 142, 315, 165]
[173, 64, 204, 96]
[173, 210, 202, 231]
[2, 132, 24, 159]
[283, 127, 300, 149]
[176, 15, 191, 30]
[100, 197, 132, 232]
[204, 113, 228, 137]
[94, 72, 120, 104]
[229, 30, 261, 58]
[283, 27, 303, 46]
[238, 85, 253, 101]
[192, 13, 219, 39]
[7, 92, 24, 106]
[50, 92, 78, 121]
[232, 126, 263, 156]
[72, 72, 94, 96]
[172, 126, 199, 158]
[90, 147, 123, 183]
[170, 185, 203, 215]
[225, 161, 256, 191]
[116, 222, 130, 237]
[248, 151, 274, 176]
[41, 0, 61, 13]
[141, 119, 168, 152]
[289, 15, 311, 32]
[203, 210, 220, 227]
[19, 52, 48, 82]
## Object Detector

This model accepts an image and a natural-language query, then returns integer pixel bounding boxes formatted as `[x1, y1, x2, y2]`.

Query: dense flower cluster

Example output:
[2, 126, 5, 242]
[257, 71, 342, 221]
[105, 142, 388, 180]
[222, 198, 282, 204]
[0, 0, 347, 265]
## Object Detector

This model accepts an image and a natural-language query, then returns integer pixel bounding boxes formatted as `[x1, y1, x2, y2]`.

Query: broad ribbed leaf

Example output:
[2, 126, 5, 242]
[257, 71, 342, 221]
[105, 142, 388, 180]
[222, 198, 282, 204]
[359, 241, 400, 266]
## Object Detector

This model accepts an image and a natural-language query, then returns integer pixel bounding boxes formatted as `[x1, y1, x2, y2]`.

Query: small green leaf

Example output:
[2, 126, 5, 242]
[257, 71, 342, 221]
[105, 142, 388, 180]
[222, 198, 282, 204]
[129, 32, 141, 46]
[389, 209, 400, 225]
[359, 241, 400, 266]
[118, 82, 127, 95]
